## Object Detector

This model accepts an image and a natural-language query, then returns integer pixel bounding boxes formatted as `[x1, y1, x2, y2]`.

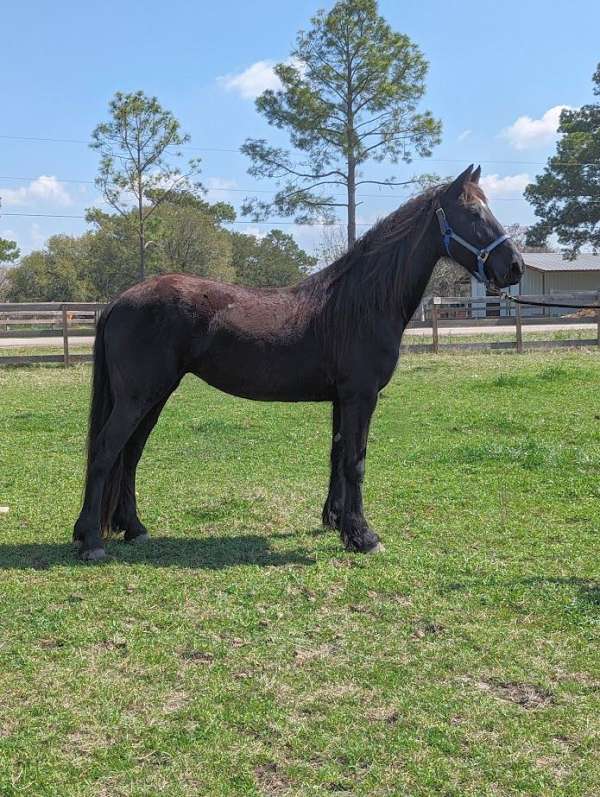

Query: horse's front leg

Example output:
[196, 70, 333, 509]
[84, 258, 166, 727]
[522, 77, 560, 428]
[322, 400, 345, 529]
[338, 392, 382, 553]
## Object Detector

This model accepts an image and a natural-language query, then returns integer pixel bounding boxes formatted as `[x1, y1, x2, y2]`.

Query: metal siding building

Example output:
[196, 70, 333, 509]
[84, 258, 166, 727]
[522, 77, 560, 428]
[471, 253, 600, 316]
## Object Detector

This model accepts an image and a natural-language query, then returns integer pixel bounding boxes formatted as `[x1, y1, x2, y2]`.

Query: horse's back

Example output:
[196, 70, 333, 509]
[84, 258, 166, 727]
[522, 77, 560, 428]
[102, 274, 334, 402]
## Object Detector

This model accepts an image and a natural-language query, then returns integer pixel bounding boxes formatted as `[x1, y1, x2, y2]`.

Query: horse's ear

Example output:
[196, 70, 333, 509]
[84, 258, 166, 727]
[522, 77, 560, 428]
[446, 165, 473, 199]
[471, 165, 481, 184]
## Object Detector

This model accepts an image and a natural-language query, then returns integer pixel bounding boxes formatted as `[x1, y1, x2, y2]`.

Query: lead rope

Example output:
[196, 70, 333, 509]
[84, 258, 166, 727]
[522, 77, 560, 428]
[497, 292, 600, 310]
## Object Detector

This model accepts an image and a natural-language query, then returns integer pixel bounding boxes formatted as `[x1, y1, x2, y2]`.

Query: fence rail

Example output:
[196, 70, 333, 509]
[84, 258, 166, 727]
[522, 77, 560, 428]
[0, 302, 106, 367]
[1, 294, 599, 366]
[406, 293, 600, 354]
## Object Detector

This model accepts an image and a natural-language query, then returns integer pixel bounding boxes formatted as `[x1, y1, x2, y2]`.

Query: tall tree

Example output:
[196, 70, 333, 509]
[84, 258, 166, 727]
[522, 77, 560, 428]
[91, 91, 201, 281]
[152, 192, 236, 281]
[85, 208, 143, 299]
[85, 194, 237, 299]
[6, 235, 91, 302]
[231, 229, 317, 287]
[525, 64, 600, 255]
[0, 236, 20, 298]
[0, 237, 20, 266]
[241, 0, 441, 247]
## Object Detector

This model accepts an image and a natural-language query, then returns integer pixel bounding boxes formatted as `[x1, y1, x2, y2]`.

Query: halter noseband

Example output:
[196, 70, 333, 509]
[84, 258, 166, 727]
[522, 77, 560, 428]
[435, 206, 510, 284]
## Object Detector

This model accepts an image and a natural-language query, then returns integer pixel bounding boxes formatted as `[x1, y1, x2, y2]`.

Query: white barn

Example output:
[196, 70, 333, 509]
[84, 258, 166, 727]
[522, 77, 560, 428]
[471, 252, 600, 316]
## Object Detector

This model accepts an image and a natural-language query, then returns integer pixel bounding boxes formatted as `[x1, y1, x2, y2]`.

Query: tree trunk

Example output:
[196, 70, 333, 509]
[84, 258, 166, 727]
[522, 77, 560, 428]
[139, 232, 145, 283]
[138, 183, 145, 282]
[347, 158, 356, 249]
[137, 142, 145, 282]
[345, 37, 356, 250]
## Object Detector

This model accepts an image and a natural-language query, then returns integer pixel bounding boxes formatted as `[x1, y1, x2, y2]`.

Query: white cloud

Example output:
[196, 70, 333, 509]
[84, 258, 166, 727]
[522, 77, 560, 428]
[501, 105, 570, 150]
[204, 176, 239, 203]
[243, 225, 268, 240]
[480, 173, 531, 198]
[218, 58, 304, 100]
[218, 60, 282, 100]
[1, 176, 73, 207]
[457, 129, 472, 142]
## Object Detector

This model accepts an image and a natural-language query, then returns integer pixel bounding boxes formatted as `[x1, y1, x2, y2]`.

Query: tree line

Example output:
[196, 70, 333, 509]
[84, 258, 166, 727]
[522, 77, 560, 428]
[1, 191, 316, 302]
[0, 0, 444, 301]
[2, 0, 596, 304]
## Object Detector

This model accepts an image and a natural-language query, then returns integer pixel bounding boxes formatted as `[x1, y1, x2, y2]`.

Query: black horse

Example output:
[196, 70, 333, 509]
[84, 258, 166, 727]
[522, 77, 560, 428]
[74, 165, 524, 560]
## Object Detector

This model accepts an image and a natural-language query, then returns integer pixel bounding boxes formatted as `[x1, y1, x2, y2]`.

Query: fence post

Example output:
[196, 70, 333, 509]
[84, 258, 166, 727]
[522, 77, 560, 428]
[597, 292, 600, 347]
[62, 306, 70, 368]
[431, 297, 439, 354]
[515, 301, 523, 354]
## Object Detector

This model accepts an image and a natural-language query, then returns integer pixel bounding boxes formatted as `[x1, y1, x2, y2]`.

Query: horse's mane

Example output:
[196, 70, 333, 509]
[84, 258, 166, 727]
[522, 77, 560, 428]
[298, 180, 480, 361]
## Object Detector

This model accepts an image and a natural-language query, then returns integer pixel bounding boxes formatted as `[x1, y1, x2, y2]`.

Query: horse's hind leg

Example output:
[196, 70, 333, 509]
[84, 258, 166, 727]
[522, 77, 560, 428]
[112, 393, 174, 543]
[322, 400, 345, 529]
[74, 400, 152, 560]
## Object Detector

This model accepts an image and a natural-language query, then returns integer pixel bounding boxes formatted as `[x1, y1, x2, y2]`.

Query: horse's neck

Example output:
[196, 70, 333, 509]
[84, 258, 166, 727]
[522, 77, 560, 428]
[389, 221, 442, 333]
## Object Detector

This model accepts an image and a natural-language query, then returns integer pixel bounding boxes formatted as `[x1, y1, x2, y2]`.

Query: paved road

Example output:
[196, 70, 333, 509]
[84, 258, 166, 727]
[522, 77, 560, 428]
[0, 323, 596, 349]
[0, 336, 96, 349]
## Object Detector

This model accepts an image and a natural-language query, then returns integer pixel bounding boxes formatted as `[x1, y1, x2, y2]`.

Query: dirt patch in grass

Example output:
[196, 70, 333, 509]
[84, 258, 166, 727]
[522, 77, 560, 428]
[411, 620, 445, 640]
[0, 716, 18, 739]
[293, 642, 340, 665]
[366, 705, 400, 724]
[179, 648, 214, 665]
[65, 727, 111, 756]
[472, 678, 555, 709]
[163, 690, 188, 714]
[255, 762, 292, 795]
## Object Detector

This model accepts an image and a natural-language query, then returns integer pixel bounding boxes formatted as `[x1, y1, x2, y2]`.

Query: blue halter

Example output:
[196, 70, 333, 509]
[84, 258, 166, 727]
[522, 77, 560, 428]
[435, 207, 510, 284]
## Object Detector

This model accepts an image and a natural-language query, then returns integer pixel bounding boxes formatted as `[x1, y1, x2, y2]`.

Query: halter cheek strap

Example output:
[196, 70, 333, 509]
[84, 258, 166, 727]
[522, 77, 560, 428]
[435, 207, 510, 285]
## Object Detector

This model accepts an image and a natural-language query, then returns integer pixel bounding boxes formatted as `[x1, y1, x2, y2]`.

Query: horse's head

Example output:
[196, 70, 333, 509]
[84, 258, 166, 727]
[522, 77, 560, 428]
[436, 165, 524, 289]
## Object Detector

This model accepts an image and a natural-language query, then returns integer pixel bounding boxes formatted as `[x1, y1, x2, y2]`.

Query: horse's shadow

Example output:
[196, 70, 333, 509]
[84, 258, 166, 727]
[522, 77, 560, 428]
[519, 576, 600, 609]
[442, 575, 600, 610]
[0, 534, 315, 571]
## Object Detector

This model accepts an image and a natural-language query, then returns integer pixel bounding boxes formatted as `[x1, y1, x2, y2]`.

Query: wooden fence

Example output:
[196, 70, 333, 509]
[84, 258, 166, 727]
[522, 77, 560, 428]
[1, 294, 599, 366]
[0, 302, 106, 366]
[404, 293, 600, 354]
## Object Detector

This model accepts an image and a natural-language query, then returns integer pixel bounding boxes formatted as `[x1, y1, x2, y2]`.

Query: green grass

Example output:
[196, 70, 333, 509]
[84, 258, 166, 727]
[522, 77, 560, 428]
[0, 352, 599, 796]
[403, 326, 598, 347]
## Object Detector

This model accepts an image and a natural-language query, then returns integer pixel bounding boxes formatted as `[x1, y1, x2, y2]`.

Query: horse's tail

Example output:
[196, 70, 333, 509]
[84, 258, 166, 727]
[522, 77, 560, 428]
[85, 306, 122, 536]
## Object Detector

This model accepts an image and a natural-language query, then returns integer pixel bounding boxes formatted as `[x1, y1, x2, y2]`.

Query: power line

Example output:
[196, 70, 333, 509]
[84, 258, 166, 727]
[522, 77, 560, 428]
[0, 173, 535, 201]
[2, 212, 87, 220]
[0, 210, 374, 226]
[0, 175, 95, 186]
[0, 134, 238, 154]
[3, 175, 600, 204]
[2, 132, 600, 168]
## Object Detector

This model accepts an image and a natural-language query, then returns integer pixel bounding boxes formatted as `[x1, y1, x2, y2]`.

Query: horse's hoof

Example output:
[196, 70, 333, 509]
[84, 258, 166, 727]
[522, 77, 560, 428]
[126, 532, 150, 545]
[80, 547, 107, 562]
[366, 542, 385, 554]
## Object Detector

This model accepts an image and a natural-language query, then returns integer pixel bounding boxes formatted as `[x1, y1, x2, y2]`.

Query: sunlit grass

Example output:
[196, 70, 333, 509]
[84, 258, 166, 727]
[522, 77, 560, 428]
[0, 351, 598, 795]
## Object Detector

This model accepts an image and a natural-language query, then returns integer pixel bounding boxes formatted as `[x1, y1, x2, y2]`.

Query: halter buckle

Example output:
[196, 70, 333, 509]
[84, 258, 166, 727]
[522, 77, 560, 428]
[475, 258, 487, 284]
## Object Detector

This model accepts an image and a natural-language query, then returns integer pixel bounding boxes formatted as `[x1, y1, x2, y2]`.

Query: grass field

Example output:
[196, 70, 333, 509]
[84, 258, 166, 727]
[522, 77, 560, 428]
[0, 352, 598, 796]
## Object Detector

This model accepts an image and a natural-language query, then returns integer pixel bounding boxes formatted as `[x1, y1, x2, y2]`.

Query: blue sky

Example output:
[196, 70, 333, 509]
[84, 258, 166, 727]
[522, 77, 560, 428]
[1, 0, 599, 256]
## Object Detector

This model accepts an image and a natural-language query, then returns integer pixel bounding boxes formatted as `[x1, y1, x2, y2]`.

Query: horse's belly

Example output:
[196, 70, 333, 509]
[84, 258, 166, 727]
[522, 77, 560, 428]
[189, 338, 333, 402]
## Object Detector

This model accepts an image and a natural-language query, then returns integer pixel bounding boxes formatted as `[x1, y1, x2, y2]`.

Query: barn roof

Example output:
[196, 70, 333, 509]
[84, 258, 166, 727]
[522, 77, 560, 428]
[524, 252, 600, 272]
